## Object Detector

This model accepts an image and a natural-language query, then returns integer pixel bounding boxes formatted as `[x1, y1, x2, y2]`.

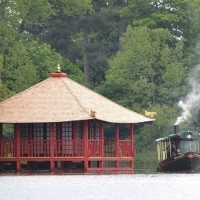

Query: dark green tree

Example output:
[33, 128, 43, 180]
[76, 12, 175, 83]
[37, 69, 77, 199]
[97, 26, 186, 111]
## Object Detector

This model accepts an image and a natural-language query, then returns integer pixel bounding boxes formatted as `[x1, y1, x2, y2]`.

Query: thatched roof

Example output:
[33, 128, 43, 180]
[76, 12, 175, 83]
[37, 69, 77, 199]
[0, 72, 155, 124]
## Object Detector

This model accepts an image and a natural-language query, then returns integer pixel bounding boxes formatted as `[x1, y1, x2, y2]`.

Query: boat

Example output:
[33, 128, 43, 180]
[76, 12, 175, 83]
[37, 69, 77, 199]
[155, 125, 200, 173]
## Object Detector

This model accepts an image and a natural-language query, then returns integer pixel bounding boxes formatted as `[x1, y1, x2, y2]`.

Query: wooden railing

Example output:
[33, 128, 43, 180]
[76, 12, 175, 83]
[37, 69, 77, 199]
[104, 140, 133, 157]
[88, 140, 103, 157]
[54, 140, 84, 157]
[104, 140, 115, 157]
[0, 140, 133, 158]
[21, 140, 50, 157]
[0, 140, 16, 157]
[118, 140, 132, 157]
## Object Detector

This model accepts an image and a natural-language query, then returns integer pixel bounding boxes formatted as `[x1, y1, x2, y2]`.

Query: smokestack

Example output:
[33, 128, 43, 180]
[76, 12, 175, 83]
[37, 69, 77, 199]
[174, 124, 179, 134]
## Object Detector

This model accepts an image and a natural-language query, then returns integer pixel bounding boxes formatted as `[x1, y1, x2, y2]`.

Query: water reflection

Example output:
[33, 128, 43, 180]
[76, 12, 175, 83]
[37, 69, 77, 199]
[135, 168, 157, 174]
[1, 172, 200, 200]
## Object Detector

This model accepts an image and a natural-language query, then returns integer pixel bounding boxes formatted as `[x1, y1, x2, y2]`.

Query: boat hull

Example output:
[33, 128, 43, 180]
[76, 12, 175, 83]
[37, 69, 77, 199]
[157, 152, 200, 173]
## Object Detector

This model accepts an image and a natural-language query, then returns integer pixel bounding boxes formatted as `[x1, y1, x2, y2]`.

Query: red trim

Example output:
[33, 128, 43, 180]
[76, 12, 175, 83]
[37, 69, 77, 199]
[129, 124, 134, 169]
[50, 72, 67, 77]
[115, 123, 119, 168]
[50, 123, 55, 171]
[83, 120, 88, 171]
[15, 124, 21, 171]
[0, 124, 2, 140]
[99, 121, 104, 167]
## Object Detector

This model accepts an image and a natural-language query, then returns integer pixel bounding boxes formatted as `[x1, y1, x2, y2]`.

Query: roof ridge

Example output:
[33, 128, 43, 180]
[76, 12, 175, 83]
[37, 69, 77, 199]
[66, 77, 150, 119]
[60, 77, 92, 117]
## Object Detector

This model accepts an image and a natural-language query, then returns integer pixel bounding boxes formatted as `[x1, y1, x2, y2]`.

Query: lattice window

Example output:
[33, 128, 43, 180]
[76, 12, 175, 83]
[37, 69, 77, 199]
[33, 123, 53, 140]
[89, 120, 100, 139]
[61, 122, 73, 155]
[21, 124, 29, 140]
[77, 121, 82, 139]
[33, 123, 43, 139]
[62, 122, 72, 139]
[44, 123, 49, 139]
[46, 123, 49, 139]
[75, 121, 82, 156]
[20, 124, 29, 156]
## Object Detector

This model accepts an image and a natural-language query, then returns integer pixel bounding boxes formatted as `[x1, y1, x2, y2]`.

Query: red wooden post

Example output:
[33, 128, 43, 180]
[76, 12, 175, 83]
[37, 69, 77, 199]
[15, 123, 21, 172]
[28, 124, 33, 157]
[26, 124, 33, 169]
[0, 123, 2, 140]
[0, 123, 3, 161]
[99, 121, 104, 168]
[73, 121, 77, 156]
[83, 120, 89, 171]
[129, 123, 134, 169]
[50, 123, 55, 171]
[56, 122, 64, 168]
[0, 123, 3, 169]
[55, 122, 60, 156]
[115, 123, 119, 169]
[57, 122, 61, 156]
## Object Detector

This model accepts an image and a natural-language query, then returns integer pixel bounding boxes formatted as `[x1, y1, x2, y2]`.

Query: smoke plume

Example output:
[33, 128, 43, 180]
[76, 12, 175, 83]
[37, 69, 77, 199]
[175, 64, 200, 125]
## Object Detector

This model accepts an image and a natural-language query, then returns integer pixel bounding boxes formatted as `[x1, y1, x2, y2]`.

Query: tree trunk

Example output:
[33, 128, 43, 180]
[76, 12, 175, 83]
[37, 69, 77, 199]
[118, 0, 128, 52]
[83, 28, 90, 85]
[119, 18, 125, 52]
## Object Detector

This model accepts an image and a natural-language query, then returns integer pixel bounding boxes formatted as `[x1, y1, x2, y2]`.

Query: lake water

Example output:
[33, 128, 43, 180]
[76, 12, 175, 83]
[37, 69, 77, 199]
[1, 171, 200, 200]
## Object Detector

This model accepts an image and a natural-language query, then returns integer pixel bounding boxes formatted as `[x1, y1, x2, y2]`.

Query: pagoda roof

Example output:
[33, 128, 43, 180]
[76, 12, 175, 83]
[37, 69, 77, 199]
[0, 72, 155, 124]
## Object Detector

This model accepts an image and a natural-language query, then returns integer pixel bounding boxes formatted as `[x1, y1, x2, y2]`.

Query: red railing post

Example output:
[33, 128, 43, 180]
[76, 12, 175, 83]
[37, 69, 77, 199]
[0, 124, 2, 158]
[50, 123, 54, 171]
[100, 121, 104, 158]
[56, 122, 61, 157]
[83, 120, 89, 171]
[73, 121, 77, 156]
[115, 123, 119, 168]
[15, 123, 21, 172]
[0, 124, 2, 140]
[130, 123, 134, 169]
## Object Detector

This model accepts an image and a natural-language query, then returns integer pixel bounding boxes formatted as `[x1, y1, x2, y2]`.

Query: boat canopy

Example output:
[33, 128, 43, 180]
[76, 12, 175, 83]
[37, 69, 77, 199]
[155, 130, 200, 142]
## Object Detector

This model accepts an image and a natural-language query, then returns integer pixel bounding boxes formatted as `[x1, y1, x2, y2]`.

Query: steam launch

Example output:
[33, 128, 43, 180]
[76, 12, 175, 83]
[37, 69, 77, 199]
[155, 125, 200, 173]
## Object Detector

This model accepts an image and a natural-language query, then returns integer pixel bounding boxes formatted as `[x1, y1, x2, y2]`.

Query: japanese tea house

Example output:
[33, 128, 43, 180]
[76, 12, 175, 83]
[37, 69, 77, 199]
[0, 68, 154, 173]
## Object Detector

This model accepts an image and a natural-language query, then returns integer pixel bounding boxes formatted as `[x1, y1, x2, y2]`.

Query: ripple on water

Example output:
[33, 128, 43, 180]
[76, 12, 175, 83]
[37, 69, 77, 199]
[1, 173, 200, 200]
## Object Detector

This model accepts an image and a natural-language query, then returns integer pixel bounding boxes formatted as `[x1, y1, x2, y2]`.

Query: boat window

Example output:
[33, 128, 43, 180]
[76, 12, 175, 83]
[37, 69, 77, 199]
[180, 140, 200, 153]
[156, 140, 168, 161]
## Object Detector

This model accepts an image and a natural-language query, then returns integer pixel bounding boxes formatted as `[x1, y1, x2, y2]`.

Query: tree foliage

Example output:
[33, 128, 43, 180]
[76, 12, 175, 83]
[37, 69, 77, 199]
[121, 0, 195, 37]
[97, 26, 187, 111]
[2, 42, 39, 94]
[1, 0, 200, 166]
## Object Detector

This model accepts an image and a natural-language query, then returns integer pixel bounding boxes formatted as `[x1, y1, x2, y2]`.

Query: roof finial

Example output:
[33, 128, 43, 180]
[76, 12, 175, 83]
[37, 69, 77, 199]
[57, 64, 61, 72]
[91, 109, 96, 117]
[51, 64, 67, 77]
